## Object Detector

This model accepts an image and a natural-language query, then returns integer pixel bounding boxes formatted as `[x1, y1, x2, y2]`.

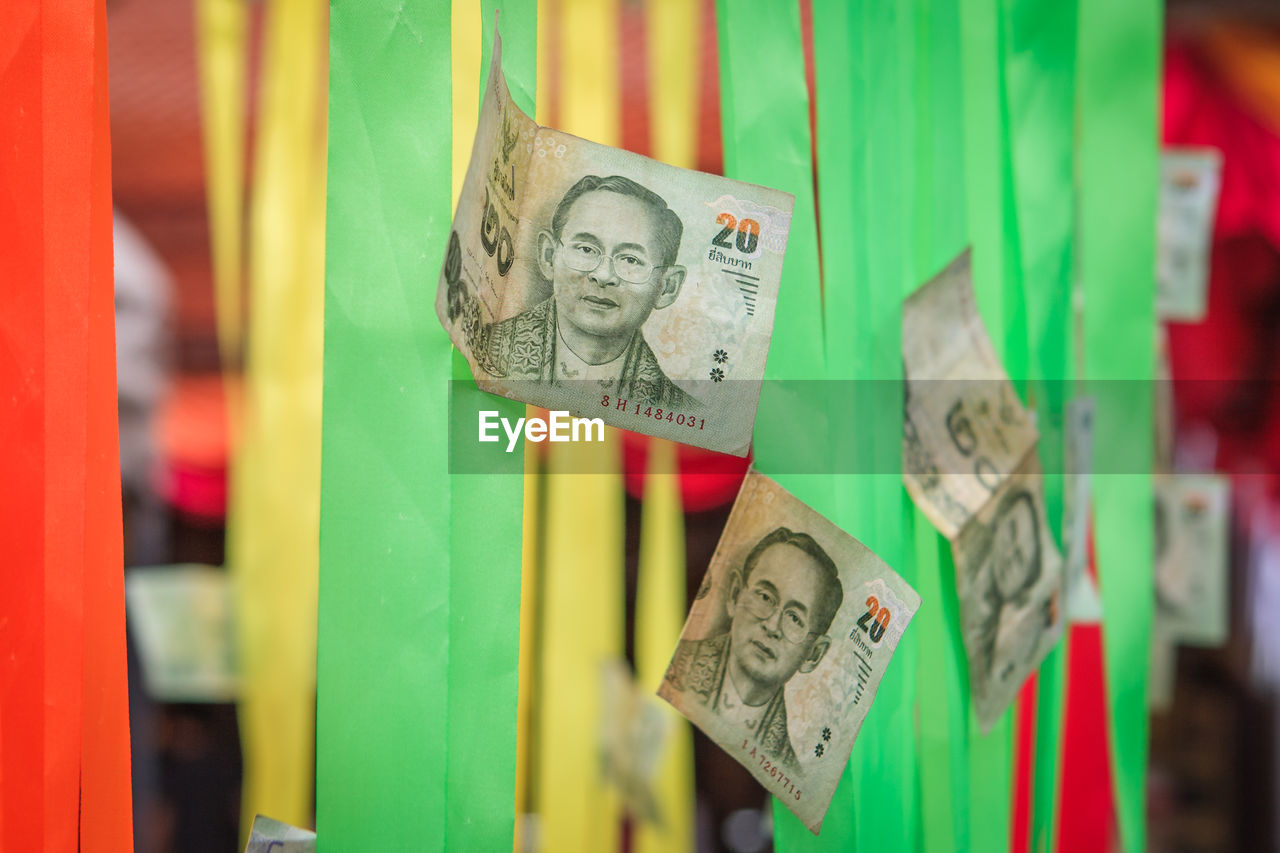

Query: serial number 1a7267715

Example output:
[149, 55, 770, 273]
[741, 739, 801, 801]
[600, 395, 706, 430]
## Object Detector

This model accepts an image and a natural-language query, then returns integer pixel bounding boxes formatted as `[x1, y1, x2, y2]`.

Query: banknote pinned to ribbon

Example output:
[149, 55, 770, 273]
[1157, 148, 1222, 323]
[599, 660, 675, 827]
[1154, 473, 1231, 648]
[243, 814, 316, 853]
[437, 30, 795, 456]
[124, 565, 238, 703]
[901, 250, 1064, 731]
[658, 470, 921, 833]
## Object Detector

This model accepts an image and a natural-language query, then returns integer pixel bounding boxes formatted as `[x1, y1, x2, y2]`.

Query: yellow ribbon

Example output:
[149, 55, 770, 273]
[228, 0, 327, 836]
[536, 433, 626, 852]
[452, 0, 482, 209]
[647, 0, 697, 170]
[634, 5, 698, 847]
[195, 0, 248, 369]
[634, 440, 694, 853]
[558, 0, 620, 142]
[527, 3, 625, 850]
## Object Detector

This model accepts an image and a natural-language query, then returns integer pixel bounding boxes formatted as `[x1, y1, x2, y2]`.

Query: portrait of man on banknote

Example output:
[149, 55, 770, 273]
[470, 174, 695, 408]
[663, 526, 843, 771]
[961, 488, 1057, 701]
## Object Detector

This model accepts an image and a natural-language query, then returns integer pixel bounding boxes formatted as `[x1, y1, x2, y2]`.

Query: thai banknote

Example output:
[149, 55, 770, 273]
[1147, 624, 1177, 712]
[658, 470, 920, 834]
[600, 660, 674, 826]
[1157, 148, 1221, 322]
[902, 253, 1061, 728]
[438, 32, 794, 456]
[243, 815, 316, 853]
[1154, 474, 1231, 647]
[902, 250, 1039, 539]
[952, 451, 1064, 730]
[1063, 396, 1102, 623]
[124, 565, 237, 702]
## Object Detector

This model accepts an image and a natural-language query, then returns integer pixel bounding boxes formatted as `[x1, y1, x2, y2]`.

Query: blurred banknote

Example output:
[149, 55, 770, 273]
[599, 660, 673, 826]
[125, 565, 237, 702]
[1062, 396, 1102, 623]
[902, 252, 1062, 728]
[438, 33, 794, 456]
[1157, 148, 1221, 322]
[902, 250, 1039, 539]
[1147, 625, 1177, 712]
[243, 815, 315, 853]
[659, 470, 920, 833]
[1154, 474, 1231, 647]
[953, 452, 1064, 730]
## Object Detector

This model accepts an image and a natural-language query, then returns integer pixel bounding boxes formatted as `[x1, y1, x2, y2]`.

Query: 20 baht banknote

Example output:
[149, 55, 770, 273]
[659, 470, 920, 833]
[901, 250, 1039, 538]
[901, 251, 1062, 730]
[438, 32, 795, 456]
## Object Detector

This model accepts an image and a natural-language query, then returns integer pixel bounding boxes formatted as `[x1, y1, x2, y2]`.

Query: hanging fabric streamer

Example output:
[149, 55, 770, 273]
[558, 0, 619, 151]
[515, 7, 555, 851]
[914, 531, 972, 852]
[41, 0, 96, 843]
[635, 440, 695, 853]
[901, 0, 973, 848]
[635, 4, 699, 847]
[1001, 0, 1080, 846]
[843, 0, 920, 849]
[535, 0, 555, 126]
[514, 445, 543, 853]
[453, 0, 481, 208]
[535, 435, 626, 853]
[317, 0, 455, 849]
[713, 0, 825, 496]
[532, 3, 625, 849]
[958, 0, 1030, 845]
[647, 0, 697, 170]
[715, 0, 838, 848]
[514, 3, 559, 848]
[809, 0, 922, 847]
[0, 2, 48, 846]
[1078, 0, 1160, 848]
[444, 3, 533, 848]
[195, 0, 249, 368]
[715, 1, 822, 385]
[1057, 613, 1118, 851]
[1, 1, 130, 847]
[81, 0, 135, 845]
[230, 0, 327, 834]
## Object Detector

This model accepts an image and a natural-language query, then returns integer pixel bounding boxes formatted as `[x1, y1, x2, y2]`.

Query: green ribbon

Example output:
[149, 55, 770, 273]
[715, 0, 843, 847]
[318, 2, 532, 849]
[1078, 0, 1160, 848]
[317, 1, 453, 846]
[959, 0, 1032, 846]
[906, 0, 973, 849]
[1002, 0, 1080, 846]
[715, 0, 830, 507]
[445, 4, 534, 850]
[842, 1, 919, 851]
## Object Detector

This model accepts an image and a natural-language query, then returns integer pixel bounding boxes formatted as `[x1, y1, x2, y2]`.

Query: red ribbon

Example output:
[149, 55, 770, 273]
[0, 2, 131, 847]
